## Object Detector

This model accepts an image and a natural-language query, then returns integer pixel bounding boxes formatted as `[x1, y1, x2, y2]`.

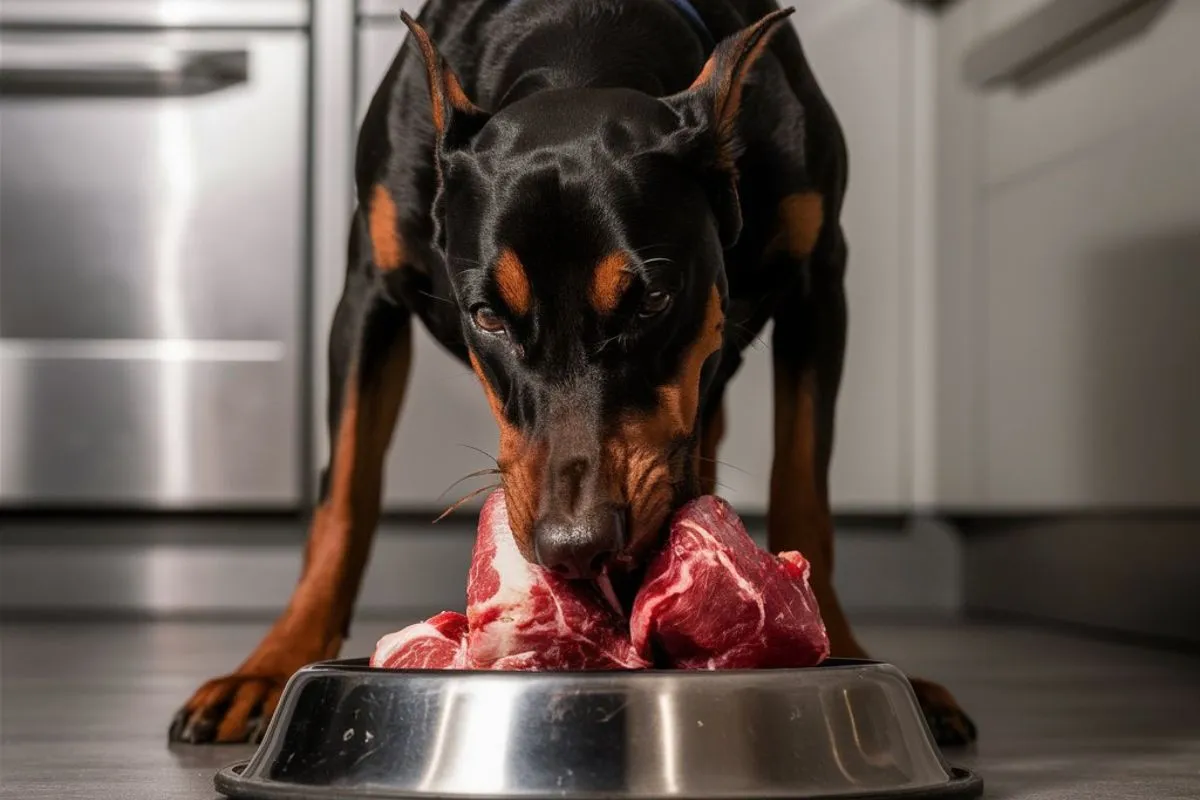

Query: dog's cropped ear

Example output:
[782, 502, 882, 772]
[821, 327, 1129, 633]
[401, 12, 490, 151]
[662, 7, 794, 248]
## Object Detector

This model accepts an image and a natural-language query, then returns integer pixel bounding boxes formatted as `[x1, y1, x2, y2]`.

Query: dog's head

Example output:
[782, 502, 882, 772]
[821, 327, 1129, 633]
[403, 9, 792, 579]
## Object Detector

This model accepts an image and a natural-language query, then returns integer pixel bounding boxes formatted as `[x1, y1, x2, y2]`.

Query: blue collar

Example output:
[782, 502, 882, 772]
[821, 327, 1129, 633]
[506, 0, 716, 54]
[666, 0, 716, 53]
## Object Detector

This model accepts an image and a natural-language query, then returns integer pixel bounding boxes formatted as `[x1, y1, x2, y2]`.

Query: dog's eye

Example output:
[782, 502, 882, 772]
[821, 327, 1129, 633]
[473, 307, 507, 335]
[639, 290, 672, 318]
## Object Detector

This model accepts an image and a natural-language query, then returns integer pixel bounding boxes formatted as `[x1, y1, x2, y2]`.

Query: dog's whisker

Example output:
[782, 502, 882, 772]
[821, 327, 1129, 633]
[591, 333, 625, 356]
[437, 468, 503, 502]
[727, 319, 767, 347]
[694, 456, 752, 477]
[434, 482, 500, 523]
[457, 444, 499, 466]
[418, 290, 455, 306]
[631, 242, 671, 257]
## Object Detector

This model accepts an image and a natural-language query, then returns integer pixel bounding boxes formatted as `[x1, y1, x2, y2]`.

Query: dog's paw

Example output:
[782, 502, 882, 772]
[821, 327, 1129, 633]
[909, 676, 977, 748]
[170, 621, 343, 745]
[169, 673, 287, 745]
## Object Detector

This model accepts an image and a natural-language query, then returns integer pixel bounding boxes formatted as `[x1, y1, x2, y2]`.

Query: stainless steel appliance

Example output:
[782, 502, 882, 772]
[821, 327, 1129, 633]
[0, 0, 310, 508]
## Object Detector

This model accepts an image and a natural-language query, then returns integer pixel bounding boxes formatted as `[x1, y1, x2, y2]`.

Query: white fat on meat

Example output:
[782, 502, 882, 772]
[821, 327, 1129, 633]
[465, 491, 649, 670]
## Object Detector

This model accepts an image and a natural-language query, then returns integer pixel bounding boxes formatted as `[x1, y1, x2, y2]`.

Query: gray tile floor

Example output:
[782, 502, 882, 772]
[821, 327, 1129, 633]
[1, 618, 1198, 799]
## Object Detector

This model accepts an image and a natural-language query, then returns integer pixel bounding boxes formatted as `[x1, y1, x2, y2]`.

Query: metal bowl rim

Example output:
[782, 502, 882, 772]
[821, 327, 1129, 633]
[299, 656, 897, 680]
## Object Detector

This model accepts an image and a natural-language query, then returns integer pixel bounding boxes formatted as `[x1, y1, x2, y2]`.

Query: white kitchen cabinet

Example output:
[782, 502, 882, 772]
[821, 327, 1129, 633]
[934, 0, 1200, 509]
[721, 0, 926, 512]
[350, 0, 923, 513]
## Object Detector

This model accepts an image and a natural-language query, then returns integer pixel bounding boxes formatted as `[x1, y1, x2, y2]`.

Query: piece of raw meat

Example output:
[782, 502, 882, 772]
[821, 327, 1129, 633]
[370, 611, 468, 670]
[465, 490, 650, 670]
[630, 495, 829, 669]
[370, 491, 827, 672]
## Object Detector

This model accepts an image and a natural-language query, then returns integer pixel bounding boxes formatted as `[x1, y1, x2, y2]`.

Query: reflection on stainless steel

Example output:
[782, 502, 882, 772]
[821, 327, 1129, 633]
[419, 677, 521, 795]
[358, 0, 419, 20]
[655, 691, 681, 795]
[0, 339, 286, 361]
[0, 353, 298, 505]
[215, 659, 982, 800]
[0, 46, 249, 98]
[0, 1, 309, 29]
[0, 24, 308, 508]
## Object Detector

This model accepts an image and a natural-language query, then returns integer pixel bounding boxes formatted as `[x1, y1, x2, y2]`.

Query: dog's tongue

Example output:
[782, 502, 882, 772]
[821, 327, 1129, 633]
[595, 569, 624, 618]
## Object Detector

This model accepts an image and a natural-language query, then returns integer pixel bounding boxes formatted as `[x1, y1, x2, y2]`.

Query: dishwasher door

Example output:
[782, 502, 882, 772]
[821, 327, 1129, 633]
[0, 29, 308, 508]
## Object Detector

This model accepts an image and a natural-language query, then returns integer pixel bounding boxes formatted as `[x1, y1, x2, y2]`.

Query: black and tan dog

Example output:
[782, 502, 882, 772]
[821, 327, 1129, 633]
[170, 0, 976, 747]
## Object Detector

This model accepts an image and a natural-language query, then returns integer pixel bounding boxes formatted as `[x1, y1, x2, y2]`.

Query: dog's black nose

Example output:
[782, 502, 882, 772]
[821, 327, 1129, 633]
[533, 506, 625, 580]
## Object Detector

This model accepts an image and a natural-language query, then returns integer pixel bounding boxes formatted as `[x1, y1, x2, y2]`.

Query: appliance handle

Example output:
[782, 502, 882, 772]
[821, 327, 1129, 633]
[963, 0, 1163, 89]
[0, 49, 249, 98]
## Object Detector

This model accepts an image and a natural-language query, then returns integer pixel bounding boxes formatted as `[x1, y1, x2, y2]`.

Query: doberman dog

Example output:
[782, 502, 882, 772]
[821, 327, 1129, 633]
[169, 0, 977, 747]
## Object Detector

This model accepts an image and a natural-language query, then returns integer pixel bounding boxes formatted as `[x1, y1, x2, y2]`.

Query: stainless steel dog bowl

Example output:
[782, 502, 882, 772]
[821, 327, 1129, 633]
[215, 658, 981, 800]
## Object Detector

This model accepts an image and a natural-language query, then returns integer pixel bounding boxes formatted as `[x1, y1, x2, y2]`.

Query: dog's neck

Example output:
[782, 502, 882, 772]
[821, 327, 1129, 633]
[485, 0, 714, 107]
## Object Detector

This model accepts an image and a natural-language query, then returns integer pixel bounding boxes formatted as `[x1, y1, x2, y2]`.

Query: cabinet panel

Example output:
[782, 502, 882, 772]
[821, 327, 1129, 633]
[931, 0, 987, 506]
[982, 112, 1200, 508]
[721, 0, 912, 511]
[935, 0, 1200, 510]
[1, 353, 299, 506]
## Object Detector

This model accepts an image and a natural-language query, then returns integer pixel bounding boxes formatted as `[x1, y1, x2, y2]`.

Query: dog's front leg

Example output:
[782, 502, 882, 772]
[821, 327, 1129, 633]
[170, 216, 414, 744]
[766, 229, 866, 662]
[768, 225, 976, 746]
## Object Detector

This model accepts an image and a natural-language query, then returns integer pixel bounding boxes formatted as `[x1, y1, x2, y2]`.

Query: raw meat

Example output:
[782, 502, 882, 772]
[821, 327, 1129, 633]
[630, 496, 829, 669]
[370, 491, 828, 672]
[465, 490, 649, 670]
[370, 611, 468, 670]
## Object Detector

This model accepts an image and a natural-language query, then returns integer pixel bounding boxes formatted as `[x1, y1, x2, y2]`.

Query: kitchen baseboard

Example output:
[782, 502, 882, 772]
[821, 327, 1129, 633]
[0, 515, 962, 617]
[961, 515, 1200, 646]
